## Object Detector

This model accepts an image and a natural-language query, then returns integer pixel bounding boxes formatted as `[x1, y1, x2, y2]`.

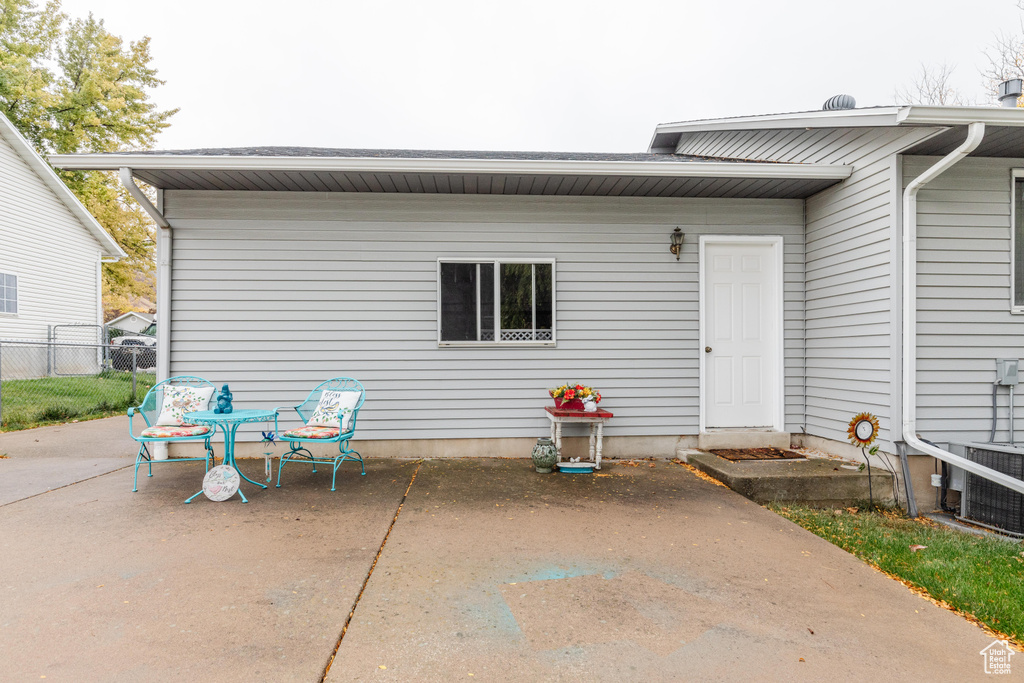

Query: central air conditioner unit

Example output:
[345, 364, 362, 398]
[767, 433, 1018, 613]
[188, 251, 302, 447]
[948, 442, 1024, 537]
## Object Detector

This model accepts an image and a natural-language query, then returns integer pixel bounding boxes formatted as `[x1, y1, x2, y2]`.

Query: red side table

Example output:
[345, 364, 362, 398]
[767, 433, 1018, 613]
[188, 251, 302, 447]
[544, 406, 614, 469]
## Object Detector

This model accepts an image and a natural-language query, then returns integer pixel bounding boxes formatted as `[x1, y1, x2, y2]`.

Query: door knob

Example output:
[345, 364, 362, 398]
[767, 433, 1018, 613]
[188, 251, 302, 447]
[705, 346, 712, 353]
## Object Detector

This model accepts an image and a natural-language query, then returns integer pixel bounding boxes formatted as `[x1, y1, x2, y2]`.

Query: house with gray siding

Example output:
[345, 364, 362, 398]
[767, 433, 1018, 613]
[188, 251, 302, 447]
[51, 99, 1024, 500]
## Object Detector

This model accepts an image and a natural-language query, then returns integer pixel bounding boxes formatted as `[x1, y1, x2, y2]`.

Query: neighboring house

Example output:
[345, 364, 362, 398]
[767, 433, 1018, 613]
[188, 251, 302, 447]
[49, 97, 1024, 497]
[107, 310, 154, 333]
[0, 112, 125, 346]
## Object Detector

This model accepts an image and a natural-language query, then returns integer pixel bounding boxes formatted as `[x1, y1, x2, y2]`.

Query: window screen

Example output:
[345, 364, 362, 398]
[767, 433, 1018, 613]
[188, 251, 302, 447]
[439, 260, 554, 343]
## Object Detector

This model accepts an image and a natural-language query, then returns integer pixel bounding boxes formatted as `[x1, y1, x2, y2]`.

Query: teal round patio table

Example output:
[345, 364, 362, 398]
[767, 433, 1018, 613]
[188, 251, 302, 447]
[183, 409, 276, 503]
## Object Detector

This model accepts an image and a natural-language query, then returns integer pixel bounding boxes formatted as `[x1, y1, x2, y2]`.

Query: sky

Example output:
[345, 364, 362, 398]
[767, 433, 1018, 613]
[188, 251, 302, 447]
[57, 0, 1024, 153]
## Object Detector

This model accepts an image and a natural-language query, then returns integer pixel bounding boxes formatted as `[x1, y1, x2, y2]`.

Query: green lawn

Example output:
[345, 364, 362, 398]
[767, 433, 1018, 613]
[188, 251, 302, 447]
[0, 371, 155, 431]
[772, 504, 1024, 646]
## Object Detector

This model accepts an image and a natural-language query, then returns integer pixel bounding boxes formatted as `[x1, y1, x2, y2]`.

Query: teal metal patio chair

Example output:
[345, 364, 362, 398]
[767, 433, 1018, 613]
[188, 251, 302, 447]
[273, 378, 365, 490]
[128, 375, 216, 493]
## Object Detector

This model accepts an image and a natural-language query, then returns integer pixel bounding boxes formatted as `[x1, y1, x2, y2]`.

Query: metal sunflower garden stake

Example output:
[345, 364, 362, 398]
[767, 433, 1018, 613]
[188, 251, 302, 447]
[847, 412, 880, 508]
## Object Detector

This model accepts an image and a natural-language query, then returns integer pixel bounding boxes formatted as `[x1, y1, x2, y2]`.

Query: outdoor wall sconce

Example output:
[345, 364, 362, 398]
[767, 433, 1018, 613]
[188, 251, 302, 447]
[669, 227, 684, 260]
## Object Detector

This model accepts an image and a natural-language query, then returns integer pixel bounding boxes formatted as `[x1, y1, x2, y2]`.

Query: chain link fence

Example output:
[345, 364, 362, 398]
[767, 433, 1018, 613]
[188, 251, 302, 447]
[0, 324, 156, 430]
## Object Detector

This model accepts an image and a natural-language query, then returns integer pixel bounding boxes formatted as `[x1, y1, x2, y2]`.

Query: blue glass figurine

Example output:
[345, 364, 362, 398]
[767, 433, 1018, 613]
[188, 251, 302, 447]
[213, 384, 233, 414]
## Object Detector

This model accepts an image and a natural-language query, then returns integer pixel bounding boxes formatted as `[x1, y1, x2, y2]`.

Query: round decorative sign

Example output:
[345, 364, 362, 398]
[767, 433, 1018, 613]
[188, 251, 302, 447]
[203, 464, 240, 502]
[847, 412, 880, 447]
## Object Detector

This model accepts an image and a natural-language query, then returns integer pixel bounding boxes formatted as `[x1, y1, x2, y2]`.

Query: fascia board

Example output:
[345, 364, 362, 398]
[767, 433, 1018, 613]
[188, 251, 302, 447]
[897, 105, 1024, 126]
[48, 154, 853, 181]
[0, 114, 126, 259]
[649, 105, 1024, 142]
[651, 108, 904, 136]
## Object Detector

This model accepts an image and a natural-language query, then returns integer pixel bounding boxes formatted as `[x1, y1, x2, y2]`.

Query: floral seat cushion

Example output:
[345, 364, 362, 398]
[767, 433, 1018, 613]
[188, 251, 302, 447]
[141, 424, 211, 438]
[282, 425, 340, 440]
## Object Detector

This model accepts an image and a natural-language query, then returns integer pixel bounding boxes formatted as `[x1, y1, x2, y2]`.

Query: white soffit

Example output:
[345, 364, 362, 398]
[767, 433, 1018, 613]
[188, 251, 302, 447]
[48, 154, 852, 199]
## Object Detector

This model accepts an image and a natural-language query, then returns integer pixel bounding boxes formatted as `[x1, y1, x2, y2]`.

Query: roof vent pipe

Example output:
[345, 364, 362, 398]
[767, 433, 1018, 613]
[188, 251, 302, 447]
[998, 79, 1023, 108]
[822, 94, 856, 111]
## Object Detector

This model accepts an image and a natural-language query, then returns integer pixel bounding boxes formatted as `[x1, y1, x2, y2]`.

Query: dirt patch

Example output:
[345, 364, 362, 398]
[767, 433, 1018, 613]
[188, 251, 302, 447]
[710, 447, 806, 461]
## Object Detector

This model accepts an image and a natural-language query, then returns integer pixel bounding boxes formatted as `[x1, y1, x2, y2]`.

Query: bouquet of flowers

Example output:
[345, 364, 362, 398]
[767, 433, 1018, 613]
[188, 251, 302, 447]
[549, 382, 601, 409]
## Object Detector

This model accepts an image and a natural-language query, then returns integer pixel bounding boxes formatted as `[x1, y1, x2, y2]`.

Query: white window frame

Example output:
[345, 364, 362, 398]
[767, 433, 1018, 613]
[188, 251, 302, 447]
[436, 258, 556, 346]
[0, 270, 18, 316]
[1012, 169, 1024, 314]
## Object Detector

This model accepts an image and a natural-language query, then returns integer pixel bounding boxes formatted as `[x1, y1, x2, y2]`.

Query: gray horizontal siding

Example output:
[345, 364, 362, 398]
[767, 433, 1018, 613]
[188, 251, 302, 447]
[674, 126, 954, 448]
[164, 192, 804, 441]
[905, 155, 1024, 444]
[802, 129, 936, 447]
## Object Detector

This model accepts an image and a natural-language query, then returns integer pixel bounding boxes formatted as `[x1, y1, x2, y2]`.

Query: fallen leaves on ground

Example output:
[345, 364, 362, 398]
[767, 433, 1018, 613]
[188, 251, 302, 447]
[869, 563, 1022, 650]
[618, 457, 657, 467]
[909, 544, 927, 553]
[672, 460, 729, 488]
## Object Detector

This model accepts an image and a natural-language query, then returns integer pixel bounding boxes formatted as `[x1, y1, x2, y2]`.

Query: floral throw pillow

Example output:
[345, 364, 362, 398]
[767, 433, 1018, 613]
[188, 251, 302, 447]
[156, 385, 215, 426]
[307, 390, 360, 432]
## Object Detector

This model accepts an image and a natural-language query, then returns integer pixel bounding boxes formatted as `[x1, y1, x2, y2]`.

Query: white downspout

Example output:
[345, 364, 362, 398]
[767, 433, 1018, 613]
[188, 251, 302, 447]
[902, 122, 1024, 494]
[118, 168, 172, 460]
[118, 167, 171, 383]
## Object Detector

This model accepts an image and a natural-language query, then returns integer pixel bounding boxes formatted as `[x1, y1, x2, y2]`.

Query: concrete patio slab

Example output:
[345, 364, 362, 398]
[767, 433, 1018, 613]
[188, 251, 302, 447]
[329, 459, 999, 681]
[0, 416, 137, 505]
[0, 457, 415, 682]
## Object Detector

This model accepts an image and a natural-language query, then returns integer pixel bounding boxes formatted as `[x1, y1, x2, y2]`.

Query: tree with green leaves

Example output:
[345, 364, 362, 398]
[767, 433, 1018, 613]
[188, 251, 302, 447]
[0, 0, 176, 318]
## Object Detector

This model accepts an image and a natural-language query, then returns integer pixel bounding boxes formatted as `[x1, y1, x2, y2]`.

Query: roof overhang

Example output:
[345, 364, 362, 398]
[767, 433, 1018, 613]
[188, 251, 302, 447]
[48, 154, 852, 199]
[649, 105, 1024, 154]
[0, 114, 125, 260]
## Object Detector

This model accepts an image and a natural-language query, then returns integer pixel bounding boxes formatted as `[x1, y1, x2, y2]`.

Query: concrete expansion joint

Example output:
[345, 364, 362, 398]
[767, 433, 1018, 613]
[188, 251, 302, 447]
[321, 461, 422, 681]
[0, 464, 134, 509]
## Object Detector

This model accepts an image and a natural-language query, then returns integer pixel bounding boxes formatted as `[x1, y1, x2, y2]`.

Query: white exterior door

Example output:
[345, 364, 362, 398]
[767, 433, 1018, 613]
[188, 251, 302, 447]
[701, 238, 782, 429]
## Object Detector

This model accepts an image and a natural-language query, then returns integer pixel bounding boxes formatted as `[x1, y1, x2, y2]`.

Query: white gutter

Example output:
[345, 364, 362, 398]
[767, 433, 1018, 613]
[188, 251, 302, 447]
[897, 105, 1024, 126]
[50, 155, 853, 182]
[651, 107, 904, 137]
[902, 121, 1024, 495]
